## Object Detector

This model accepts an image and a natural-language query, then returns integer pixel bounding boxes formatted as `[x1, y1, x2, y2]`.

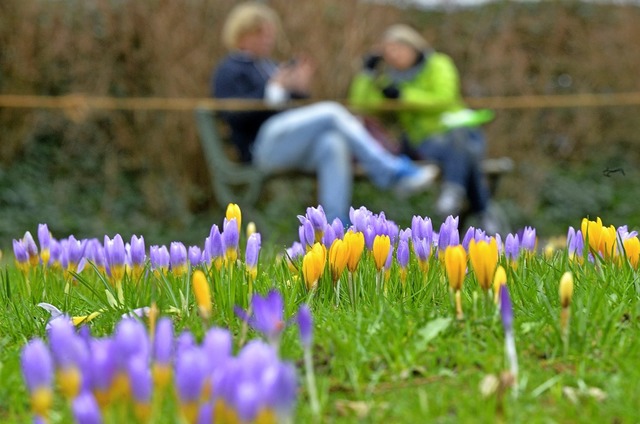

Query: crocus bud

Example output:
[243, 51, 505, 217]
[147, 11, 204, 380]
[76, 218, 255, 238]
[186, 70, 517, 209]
[296, 304, 313, 349]
[444, 245, 467, 292]
[328, 238, 349, 283]
[192, 270, 212, 319]
[493, 265, 507, 304]
[246, 221, 257, 238]
[226, 203, 242, 233]
[372, 235, 391, 272]
[302, 243, 326, 290]
[344, 231, 365, 273]
[559, 271, 574, 308]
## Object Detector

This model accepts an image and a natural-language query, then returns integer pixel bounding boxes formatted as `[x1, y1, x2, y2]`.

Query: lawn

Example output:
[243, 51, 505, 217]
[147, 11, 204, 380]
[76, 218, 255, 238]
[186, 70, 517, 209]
[1, 206, 638, 423]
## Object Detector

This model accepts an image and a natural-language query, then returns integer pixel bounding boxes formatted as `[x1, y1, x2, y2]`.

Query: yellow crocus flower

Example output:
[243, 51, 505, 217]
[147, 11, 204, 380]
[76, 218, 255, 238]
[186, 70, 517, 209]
[328, 238, 350, 283]
[581, 217, 603, 255]
[444, 245, 467, 292]
[372, 235, 391, 272]
[559, 271, 574, 309]
[302, 242, 326, 290]
[623, 236, 640, 269]
[493, 265, 507, 304]
[344, 230, 365, 273]
[468, 238, 499, 291]
[192, 270, 212, 319]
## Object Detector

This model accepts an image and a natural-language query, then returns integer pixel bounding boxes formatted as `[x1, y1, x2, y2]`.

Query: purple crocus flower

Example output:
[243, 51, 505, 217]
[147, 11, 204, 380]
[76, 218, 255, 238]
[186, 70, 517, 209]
[176, 331, 196, 359]
[413, 237, 432, 265]
[104, 234, 126, 281]
[188, 246, 203, 268]
[499, 284, 519, 384]
[113, 318, 149, 365]
[297, 304, 313, 349]
[129, 235, 146, 272]
[438, 215, 460, 254]
[88, 339, 117, 395]
[299, 205, 328, 242]
[204, 224, 224, 267]
[149, 245, 170, 274]
[84, 239, 106, 272]
[298, 218, 315, 249]
[499, 285, 514, 333]
[262, 361, 298, 418]
[520, 226, 537, 253]
[349, 206, 373, 233]
[202, 327, 232, 373]
[411, 216, 433, 242]
[285, 242, 304, 264]
[222, 218, 240, 261]
[504, 233, 520, 264]
[175, 347, 207, 403]
[234, 380, 262, 423]
[21, 338, 53, 393]
[170, 241, 188, 276]
[37, 224, 51, 265]
[236, 290, 286, 346]
[330, 217, 345, 240]
[49, 239, 62, 269]
[567, 227, 584, 260]
[12, 239, 29, 270]
[22, 231, 39, 266]
[237, 340, 279, 381]
[153, 317, 174, 366]
[321, 224, 337, 249]
[245, 233, 261, 270]
[397, 238, 410, 270]
[48, 317, 89, 396]
[127, 355, 152, 404]
[363, 226, 376, 251]
[462, 226, 476, 250]
[72, 391, 102, 424]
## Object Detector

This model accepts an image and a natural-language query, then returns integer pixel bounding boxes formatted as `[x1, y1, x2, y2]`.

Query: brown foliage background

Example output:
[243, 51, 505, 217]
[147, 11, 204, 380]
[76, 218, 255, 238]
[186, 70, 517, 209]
[1, 0, 639, 236]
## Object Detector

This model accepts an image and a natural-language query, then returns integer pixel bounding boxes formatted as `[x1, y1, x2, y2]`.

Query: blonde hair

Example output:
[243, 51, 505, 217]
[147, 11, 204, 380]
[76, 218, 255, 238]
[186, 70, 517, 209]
[382, 24, 430, 52]
[222, 2, 281, 50]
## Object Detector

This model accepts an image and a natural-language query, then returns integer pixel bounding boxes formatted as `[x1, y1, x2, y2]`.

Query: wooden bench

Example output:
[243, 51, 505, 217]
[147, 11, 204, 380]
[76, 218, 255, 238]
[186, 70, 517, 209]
[194, 107, 514, 222]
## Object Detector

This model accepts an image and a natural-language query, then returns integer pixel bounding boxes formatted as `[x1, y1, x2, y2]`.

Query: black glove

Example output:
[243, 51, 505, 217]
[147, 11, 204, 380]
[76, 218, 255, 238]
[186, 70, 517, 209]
[382, 83, 400, 99]
[363, 54, 383, 72]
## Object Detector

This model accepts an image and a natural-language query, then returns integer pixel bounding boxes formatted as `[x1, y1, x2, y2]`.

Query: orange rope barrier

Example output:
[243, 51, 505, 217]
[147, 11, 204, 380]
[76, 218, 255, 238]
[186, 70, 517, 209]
[2, 92, 640, 114]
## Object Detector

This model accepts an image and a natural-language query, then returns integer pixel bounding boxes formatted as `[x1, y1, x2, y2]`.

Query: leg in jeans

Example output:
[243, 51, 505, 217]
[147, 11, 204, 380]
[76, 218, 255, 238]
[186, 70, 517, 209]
[253, 101, 410, 188]
[415, 128, 490, 214]
[461, 128, 490, 214]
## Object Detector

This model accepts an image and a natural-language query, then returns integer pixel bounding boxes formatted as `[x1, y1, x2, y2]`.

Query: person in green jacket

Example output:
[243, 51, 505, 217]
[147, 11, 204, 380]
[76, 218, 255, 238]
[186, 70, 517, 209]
[349, 24, 499, 233]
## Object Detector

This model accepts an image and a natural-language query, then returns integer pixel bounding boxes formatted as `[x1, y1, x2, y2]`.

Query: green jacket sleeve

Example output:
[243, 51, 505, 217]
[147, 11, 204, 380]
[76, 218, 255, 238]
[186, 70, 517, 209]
[399, 53, 462, 110]
[348, 73, 386, 109]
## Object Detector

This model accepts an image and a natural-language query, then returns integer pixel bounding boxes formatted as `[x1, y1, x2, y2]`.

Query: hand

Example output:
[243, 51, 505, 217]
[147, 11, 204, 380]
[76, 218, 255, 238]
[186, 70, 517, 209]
[363, 53, 383, 72]
[382, 83, 400, 99]
[273, 55, 316, 94]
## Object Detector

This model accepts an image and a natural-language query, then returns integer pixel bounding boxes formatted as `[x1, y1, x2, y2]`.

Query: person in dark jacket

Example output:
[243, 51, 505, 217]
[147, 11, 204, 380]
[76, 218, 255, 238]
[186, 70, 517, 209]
[211, 2, 438, 223]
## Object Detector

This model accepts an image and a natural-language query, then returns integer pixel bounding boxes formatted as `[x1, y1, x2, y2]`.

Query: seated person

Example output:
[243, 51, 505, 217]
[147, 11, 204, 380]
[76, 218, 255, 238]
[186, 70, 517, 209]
[211, 2, 438, 223]
[349, 24, 499, 233]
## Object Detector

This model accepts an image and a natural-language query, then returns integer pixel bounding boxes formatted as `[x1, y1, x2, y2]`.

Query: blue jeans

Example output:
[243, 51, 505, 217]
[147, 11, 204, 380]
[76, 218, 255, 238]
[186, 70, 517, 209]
[253, 101, 411, 221]
[406, 127, 490, 214]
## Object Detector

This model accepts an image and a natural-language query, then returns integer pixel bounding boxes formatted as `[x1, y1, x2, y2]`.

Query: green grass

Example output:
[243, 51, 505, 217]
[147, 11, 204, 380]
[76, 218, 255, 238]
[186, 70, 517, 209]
[1, 219, 639, 423]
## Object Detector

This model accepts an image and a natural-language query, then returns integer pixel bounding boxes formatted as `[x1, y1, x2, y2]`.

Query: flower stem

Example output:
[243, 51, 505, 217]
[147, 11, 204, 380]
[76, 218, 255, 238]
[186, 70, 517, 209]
[304, 348, 320, 421]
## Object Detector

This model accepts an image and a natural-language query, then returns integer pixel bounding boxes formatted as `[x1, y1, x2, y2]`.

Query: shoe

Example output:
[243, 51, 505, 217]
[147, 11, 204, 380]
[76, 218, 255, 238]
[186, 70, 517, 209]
[480, 204, 507, 235]
[436, 182, 466, 217]
[394, 164, 439, 198]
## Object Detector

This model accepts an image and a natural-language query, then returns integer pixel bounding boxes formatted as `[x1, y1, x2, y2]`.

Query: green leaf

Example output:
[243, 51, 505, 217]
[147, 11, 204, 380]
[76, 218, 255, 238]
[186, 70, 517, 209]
[416, 317, 452, 349]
